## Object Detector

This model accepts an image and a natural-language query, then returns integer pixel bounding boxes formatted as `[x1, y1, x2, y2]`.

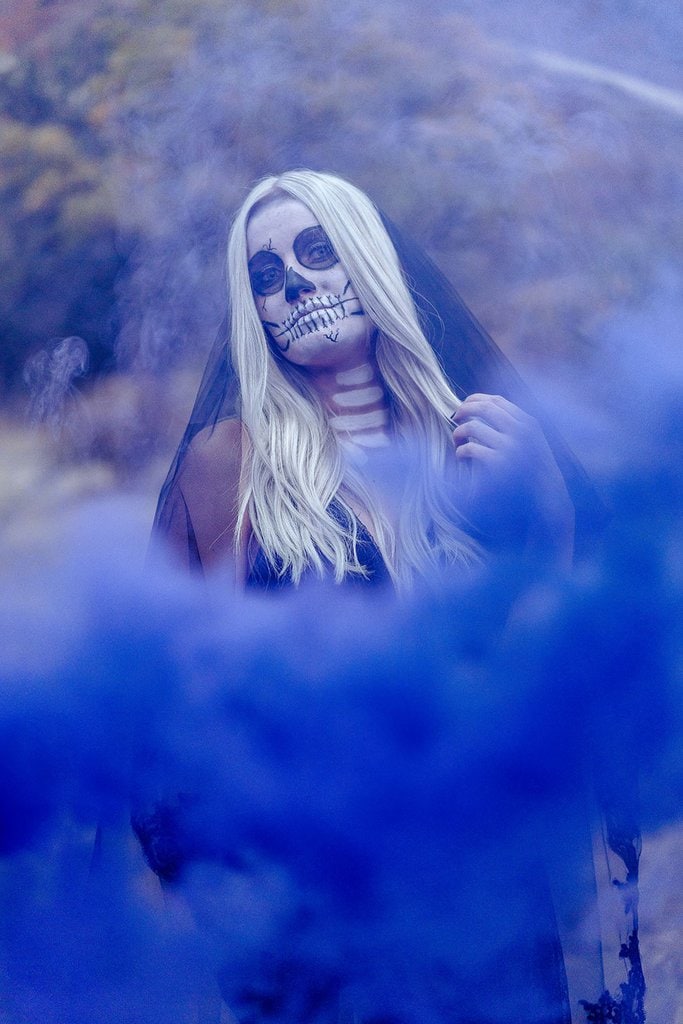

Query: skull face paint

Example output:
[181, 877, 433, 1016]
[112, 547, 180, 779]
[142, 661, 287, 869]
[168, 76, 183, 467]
[246, 198, 373, 371]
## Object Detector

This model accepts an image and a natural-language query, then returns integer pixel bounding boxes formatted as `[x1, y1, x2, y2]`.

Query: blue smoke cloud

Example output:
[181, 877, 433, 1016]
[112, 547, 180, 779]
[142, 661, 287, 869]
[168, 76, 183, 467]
[1, 379, 679, 1021]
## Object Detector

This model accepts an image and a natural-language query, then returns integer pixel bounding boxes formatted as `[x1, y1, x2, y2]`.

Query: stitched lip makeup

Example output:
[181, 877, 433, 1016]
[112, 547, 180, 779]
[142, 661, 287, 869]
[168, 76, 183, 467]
[267, 290, 364, 350]
[287, 295, 348, 329]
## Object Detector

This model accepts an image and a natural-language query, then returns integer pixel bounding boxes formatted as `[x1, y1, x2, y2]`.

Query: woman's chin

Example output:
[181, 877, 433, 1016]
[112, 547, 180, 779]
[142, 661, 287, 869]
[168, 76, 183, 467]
[281, 329, 372, 373]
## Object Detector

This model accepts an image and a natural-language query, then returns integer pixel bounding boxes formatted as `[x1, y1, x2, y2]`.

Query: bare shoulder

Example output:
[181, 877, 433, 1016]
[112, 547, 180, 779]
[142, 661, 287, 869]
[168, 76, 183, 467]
[173, 417, 250, 572]
[180, 417, 247, 487]
[185, 416, 245, 459]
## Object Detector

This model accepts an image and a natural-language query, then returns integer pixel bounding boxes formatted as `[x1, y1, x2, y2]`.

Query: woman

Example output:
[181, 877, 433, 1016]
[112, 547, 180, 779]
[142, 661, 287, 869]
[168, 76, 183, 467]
[154, 170, 596, 589]
[147, 171, 638, 1023]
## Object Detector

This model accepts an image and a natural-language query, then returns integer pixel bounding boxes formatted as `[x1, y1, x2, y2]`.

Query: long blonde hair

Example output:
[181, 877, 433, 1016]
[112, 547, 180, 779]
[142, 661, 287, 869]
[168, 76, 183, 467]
[227, 169, 480, 587]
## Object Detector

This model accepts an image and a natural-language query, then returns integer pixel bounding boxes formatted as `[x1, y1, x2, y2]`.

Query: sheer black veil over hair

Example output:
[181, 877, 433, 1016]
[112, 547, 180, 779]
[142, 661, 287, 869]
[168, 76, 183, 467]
[153, 206, 606, 555]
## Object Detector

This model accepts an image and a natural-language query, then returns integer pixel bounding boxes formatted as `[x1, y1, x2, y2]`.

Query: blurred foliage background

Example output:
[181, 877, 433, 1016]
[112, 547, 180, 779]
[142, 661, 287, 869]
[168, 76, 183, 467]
[0, 0, 679, 564]
[1, 0, 681, 484]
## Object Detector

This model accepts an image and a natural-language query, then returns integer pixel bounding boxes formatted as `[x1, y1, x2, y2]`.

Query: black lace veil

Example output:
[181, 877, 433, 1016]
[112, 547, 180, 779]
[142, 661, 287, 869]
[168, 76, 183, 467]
[153, 208, 606, 553]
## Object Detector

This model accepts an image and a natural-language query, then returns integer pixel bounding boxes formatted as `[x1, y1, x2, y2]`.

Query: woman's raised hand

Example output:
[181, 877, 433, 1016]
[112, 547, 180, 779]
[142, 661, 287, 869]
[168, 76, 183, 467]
[450, 394, 575, 565]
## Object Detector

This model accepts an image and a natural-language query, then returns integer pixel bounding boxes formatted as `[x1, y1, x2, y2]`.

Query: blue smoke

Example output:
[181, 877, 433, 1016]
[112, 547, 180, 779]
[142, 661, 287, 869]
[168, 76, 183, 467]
[1, 383, 679, 1021]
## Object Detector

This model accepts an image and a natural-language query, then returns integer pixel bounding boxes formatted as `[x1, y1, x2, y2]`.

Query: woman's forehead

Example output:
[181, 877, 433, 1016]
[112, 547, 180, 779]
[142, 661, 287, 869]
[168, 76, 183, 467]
[246, 197, 318, 258]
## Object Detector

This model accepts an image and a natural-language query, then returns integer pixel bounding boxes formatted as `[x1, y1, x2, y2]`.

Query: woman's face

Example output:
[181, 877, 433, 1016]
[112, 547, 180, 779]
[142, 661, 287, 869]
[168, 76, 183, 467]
[246, 197, 374, 371]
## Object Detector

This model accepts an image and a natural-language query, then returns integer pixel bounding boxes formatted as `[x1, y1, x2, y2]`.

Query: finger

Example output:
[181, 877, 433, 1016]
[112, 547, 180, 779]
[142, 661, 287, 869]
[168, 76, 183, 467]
[456, 394, 530, 426]
[454, 440, 500, 462]
[452, 418, 509, 451]
[452, 402, 533, 439]
[453, 414, 521, 450]
[458, 393, 528, 421]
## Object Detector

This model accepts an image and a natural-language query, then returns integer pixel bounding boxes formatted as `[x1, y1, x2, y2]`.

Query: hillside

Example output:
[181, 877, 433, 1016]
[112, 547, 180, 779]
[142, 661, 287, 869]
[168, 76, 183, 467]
[0, 0, 680, 398]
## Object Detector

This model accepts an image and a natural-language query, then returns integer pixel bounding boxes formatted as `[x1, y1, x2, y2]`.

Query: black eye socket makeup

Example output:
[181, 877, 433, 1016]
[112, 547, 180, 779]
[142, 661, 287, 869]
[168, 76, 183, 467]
[292, 226, 338, 270]
[248, 250, 285, 297]
[248, 226, 339, 296]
